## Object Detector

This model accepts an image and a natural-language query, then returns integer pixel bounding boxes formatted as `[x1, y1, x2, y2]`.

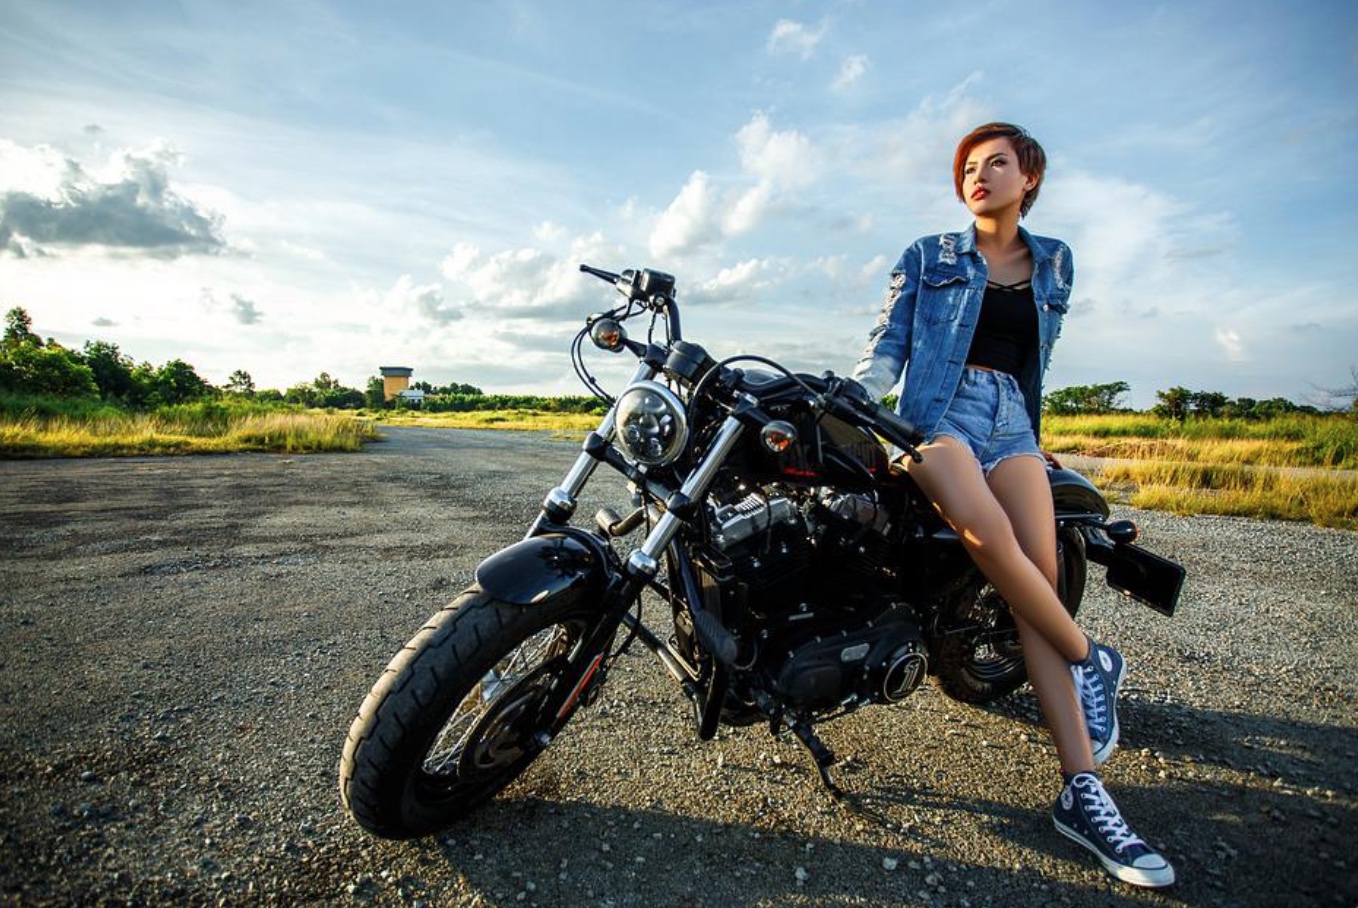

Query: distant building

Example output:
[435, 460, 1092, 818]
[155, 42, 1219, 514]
[396, 388, 425, 405]
[379, 366, 414, 402]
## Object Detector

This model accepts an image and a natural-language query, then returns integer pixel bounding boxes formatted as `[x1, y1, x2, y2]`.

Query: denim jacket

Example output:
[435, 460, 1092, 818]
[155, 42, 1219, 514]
[851, 224, 1073, 439]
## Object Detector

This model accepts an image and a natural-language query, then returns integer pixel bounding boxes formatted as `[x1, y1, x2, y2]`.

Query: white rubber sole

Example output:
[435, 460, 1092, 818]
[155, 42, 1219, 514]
[1054, 816, 1175, 889]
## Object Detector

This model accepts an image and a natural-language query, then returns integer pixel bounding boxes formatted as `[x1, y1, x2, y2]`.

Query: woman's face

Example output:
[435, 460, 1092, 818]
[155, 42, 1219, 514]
[961, 137, 1037, 217]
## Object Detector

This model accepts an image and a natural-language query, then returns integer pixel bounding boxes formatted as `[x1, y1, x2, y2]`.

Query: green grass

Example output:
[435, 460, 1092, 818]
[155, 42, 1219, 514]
[368, 408, 600, 434]
[1043, 412, 1358, 469]
[1043, 413, 1358, 530]
[0, 398, 378, 457]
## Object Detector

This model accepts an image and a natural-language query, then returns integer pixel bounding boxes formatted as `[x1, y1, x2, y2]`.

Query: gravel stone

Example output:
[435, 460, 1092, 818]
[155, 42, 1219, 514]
[1, 426, 1355, 907]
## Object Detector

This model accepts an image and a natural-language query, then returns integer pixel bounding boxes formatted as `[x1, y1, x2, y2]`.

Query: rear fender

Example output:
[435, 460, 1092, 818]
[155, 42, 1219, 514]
[1048, 466, 1110, 520]
[474, 530, 612, 606]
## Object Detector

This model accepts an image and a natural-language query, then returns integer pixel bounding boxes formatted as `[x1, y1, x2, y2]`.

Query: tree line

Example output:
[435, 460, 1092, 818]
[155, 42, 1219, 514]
[1, 306, 606, 414]
[3, 306, 1351, 418]
[1040, 379, 1353, 420]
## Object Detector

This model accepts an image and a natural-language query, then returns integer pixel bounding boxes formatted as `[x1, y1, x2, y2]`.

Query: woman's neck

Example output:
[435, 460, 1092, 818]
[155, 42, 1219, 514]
[973, 215, 1023, 257]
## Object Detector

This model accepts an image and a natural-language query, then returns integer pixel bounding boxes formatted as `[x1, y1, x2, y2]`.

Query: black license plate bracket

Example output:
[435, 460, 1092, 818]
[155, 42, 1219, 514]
[1104, 543, 1185, 617]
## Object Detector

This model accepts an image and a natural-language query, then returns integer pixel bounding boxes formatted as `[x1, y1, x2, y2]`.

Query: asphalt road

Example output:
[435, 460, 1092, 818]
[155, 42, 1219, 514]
[0, 427, 1354, 907]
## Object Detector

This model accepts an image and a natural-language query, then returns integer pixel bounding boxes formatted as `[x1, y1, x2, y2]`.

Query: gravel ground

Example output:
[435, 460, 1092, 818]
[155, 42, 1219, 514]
[1, 426, 1354, 908]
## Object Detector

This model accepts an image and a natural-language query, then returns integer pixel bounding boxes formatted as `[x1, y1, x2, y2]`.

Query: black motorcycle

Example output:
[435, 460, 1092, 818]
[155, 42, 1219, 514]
[340, 265, 1185, 839]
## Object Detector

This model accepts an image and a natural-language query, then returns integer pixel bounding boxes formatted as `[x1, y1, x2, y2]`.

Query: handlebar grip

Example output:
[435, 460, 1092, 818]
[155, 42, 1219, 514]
[825, 373, 924, 450]
[579, 264, 621, 283]
[868, 400, 924, 449]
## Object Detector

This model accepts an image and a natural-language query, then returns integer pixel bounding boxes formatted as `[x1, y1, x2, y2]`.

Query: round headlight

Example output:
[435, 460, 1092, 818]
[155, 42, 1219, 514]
[614, 381, 688, 467]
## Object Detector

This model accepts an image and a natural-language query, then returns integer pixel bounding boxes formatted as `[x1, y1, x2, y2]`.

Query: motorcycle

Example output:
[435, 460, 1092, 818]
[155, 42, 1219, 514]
[339, 265, 1185, 839]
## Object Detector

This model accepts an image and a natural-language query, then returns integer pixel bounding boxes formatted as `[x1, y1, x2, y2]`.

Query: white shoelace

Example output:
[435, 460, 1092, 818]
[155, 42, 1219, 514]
[1074, 776, 1147, 853]
[1075, 664, 1110, 735]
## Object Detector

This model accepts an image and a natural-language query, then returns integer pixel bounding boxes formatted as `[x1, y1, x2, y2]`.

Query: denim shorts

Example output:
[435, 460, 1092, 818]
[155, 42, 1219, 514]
[928, 367, 1043, 474]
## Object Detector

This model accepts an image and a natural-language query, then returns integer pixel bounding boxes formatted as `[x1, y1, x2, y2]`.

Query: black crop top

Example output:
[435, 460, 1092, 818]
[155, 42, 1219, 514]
[966, 281, 1038, 375]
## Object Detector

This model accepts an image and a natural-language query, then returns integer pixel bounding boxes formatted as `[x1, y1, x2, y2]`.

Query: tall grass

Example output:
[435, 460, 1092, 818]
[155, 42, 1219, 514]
[1043, 413, 1358, 469]
[1089, 460, 1358, 531]
[1042, 412, 1358, 530]
[0, 397, 377, 457]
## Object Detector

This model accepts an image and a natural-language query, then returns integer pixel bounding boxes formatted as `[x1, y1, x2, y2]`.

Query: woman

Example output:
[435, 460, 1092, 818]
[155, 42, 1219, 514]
[850, 122, 1174, 889]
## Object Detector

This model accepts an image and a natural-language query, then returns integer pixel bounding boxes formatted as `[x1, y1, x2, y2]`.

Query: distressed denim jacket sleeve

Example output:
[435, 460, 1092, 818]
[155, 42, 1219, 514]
[850, 241, 922, 400]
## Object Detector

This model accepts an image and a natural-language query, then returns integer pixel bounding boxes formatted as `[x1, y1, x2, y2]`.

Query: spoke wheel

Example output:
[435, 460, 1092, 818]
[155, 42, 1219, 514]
[340, 588, 603, 839]
[933, 527, 1087, 705]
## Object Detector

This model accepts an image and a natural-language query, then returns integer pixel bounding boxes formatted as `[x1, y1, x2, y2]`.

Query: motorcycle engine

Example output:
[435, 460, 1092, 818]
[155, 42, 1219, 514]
[707, 489, 927, 713]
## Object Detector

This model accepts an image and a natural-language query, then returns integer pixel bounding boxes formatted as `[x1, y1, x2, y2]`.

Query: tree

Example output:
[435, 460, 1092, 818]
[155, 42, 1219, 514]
[224, 369, 256, 396]
[285, 373, 365, 409]
[312, 372, 341, 393]
[1318, 366, 1358, 413]
[1189, 390, 1229, 419]
[152, 359, 212, 405]
[1043, 381, 1130, 416]
[365, 376, 386, 409]
[80, 340, 142, 403]
[437, 381, 484, 396]
[0, 342, 98, 397]
[1153, 386, 1192, 421]
[4, 307, 40, 349]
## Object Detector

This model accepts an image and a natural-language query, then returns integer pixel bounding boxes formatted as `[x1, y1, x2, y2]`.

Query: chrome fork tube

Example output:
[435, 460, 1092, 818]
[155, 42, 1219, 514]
[625, 414, 746, 577]
[531, 360, 658, 537]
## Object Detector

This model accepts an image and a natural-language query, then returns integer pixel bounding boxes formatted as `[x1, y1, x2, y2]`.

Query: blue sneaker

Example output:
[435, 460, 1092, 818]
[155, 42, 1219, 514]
[1072, 637, 1125, 765]
[1054, 772, 1175, 888]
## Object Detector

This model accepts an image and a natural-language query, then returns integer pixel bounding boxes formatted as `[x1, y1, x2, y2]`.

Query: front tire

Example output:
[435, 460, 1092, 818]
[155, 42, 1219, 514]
[932, 527, 1087, 705]
[340, 588, 605, 839]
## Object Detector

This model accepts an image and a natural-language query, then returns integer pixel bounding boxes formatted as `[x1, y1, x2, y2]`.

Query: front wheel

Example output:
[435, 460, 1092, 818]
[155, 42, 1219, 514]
[932, 527, 1087, 705]
[340, 588, 606, 839]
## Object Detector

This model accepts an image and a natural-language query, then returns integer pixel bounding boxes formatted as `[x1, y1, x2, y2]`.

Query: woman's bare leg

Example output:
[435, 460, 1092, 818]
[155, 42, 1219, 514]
[904, 437, 1087, 661]
[987, 454, 1095, 776]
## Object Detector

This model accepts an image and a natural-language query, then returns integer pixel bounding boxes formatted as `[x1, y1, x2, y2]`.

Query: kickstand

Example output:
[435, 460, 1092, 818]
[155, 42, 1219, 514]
[787, 719, 843, 799]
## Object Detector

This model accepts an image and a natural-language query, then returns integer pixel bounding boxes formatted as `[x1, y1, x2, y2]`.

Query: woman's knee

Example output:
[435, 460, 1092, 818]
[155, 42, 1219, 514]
[957, 516, 1024, 567]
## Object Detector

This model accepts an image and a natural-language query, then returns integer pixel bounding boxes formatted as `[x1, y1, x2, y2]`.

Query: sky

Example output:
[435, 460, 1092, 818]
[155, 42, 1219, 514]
[1, 0, 1355, 409]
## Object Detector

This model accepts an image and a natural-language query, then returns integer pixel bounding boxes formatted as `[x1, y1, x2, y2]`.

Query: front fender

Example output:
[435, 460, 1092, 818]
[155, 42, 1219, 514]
[474, 532, 607, 606]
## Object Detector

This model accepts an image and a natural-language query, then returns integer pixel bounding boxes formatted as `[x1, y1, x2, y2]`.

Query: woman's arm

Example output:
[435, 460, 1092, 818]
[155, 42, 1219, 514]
[851, 242, 921, 400]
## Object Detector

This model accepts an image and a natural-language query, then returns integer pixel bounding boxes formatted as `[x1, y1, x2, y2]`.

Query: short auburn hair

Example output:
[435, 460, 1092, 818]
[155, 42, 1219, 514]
[953, 122, 1047, 217]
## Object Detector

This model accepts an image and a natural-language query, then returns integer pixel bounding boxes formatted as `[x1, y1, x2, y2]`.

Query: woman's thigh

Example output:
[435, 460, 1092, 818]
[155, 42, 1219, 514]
[986, 453, 1058, 586]
[904, 436, 1014, 545]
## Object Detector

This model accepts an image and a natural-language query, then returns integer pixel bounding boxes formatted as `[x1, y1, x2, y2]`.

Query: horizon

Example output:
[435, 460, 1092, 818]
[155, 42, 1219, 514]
[2, 1, 1355, 411]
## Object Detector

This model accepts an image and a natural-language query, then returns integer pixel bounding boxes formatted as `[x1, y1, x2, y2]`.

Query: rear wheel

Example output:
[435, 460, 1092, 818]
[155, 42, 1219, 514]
[932, 527, 1086, 704]
[340, 588, 605, 838]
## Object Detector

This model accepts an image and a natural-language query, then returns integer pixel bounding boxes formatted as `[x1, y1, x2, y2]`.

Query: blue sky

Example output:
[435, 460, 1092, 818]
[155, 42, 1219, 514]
[1, 0, 1355, 408]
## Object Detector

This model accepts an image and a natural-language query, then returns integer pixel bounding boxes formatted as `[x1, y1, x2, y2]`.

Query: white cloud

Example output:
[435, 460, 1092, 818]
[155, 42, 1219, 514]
[649, 113, 825, 256]
[689, 258, 776, 304]
[735, 112, 821, 191]
[857, 71, 991, 191]
[649, 170, 722, 259]
[857, 253, 891, 287]
[0, 138, 224, 257]
[385, 274, 460, 324]
[766, 19, 826, 59]
[1214, 327, 1246, 362]
[723, 183, 773, 237]
[832, 54, 869, 92]
[533, 220, 569, 244]
[441, 230, 625, 318]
